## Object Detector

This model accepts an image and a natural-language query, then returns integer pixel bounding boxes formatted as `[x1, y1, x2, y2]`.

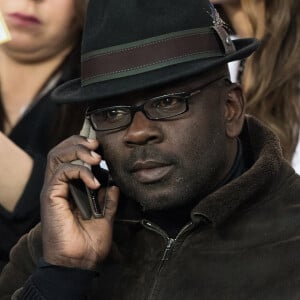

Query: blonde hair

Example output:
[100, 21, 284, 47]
[241, 0, 300, 161]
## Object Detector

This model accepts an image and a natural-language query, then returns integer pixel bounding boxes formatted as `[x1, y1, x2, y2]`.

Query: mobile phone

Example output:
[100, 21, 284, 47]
[69, 118, 111, 220]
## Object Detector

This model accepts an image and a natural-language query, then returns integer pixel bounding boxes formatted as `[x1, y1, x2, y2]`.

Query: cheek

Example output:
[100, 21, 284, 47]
[176, 110, 226, 165]
[0, 1, 17, 12]
[43, 1, 76, 37]
[0, 1, 7, 11]
[97, 134, 122, 169]
[45, 0, 75, 16]
[170, 113, 214, 148]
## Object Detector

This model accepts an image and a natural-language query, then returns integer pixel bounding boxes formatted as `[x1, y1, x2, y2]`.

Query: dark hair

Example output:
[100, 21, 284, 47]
[74, 0, 89, 29]
[0, 97, 7, 132]
[47, 44, 88, 148]
[50, 102, 87, 148]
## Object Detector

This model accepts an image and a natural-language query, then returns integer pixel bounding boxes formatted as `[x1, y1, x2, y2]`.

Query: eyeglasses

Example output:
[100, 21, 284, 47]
[86, 76, 225, 131]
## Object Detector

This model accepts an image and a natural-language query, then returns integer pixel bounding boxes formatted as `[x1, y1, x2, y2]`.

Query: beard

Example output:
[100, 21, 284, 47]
[107, 141, 228, 212]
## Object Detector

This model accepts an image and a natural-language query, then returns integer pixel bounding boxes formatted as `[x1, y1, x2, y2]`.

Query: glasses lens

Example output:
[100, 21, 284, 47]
[87, 95, 188, 131]
[90, 107, 131, 130]
[145, 95, 187, 119]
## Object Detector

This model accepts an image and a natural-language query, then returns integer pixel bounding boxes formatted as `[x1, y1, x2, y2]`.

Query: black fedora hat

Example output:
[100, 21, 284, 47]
[52, 0, 259, 103]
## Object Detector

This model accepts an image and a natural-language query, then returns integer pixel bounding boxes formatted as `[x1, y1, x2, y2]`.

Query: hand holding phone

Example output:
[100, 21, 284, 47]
[40, 130, 119, 269]
[70, 118, 112, 219]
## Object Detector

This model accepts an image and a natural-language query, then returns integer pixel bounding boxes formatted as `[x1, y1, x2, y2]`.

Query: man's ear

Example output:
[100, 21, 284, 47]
[223, 84, 245, 138]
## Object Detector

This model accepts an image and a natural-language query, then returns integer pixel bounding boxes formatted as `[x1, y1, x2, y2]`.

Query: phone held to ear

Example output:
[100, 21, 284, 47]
[69, 118, 112, 220]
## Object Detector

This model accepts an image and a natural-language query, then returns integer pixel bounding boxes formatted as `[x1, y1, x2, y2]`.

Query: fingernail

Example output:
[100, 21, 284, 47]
[91, 151, 100, 159]
[94, 177, 100, 186]
[87, 138, 96, 143]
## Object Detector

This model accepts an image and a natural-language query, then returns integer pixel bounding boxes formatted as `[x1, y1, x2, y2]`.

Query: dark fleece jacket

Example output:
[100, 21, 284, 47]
[0, 116, 300, 300]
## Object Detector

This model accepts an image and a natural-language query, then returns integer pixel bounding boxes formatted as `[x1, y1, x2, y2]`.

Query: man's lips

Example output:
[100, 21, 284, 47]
[131, 161, 172, 183]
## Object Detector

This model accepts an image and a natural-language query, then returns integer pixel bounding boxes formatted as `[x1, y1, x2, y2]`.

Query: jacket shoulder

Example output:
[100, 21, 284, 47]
[0, 223, 42, 299]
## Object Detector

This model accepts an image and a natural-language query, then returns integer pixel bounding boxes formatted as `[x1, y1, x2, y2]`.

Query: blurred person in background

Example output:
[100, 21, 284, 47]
[0, 0, 87, 270]
[211, 0, 253, 38]
[210, 0, 253, 83]
[211, 0, 300, 174]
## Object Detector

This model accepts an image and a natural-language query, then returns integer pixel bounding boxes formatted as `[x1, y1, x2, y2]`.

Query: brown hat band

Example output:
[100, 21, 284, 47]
[81, 26, 234, 86]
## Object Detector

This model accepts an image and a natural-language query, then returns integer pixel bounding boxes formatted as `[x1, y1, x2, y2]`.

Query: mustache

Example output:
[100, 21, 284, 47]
[123, 147, 177, 170]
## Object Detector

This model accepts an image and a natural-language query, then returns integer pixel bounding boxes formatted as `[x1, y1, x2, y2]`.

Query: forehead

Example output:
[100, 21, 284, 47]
[89, 66, 228, 108]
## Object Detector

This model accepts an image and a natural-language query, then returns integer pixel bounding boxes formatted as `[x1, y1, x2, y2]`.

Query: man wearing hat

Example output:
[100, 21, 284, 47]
[1, 0, 300, 299]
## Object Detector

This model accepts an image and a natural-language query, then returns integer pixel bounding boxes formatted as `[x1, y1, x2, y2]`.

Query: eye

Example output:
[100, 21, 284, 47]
[104, 108, 129, 122]
[152, 96, 183, 109]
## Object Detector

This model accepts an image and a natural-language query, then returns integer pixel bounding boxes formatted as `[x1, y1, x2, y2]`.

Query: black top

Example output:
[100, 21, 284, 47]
[0, 46, 81, 270]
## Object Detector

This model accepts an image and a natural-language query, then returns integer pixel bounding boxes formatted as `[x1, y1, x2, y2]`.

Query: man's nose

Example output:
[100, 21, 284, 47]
[123, 111, 163, 146]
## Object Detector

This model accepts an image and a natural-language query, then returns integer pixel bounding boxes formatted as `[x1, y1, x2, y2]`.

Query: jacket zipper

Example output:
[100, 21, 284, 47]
[143, 220, 193, 300]
[160, 238, 175, 264]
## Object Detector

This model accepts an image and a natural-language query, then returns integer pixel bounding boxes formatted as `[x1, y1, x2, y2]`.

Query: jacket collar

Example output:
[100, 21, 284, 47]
[191, 115, 283, 226]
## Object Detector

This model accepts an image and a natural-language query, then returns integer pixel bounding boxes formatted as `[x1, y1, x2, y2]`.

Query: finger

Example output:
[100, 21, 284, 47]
[48, 134, 99, 164]
[103, 186, 120, 221]
[55, 135, 99, 152]
[43, 163, 101, 202]
[56, 163, 101, 189]
[46, 141, 101, 182]
[50, 143, 101, 167]
[41, 163, 100, 213]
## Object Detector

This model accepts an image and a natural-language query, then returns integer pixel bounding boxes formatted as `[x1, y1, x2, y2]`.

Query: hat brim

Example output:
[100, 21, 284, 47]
[52, 38, 259, 104]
